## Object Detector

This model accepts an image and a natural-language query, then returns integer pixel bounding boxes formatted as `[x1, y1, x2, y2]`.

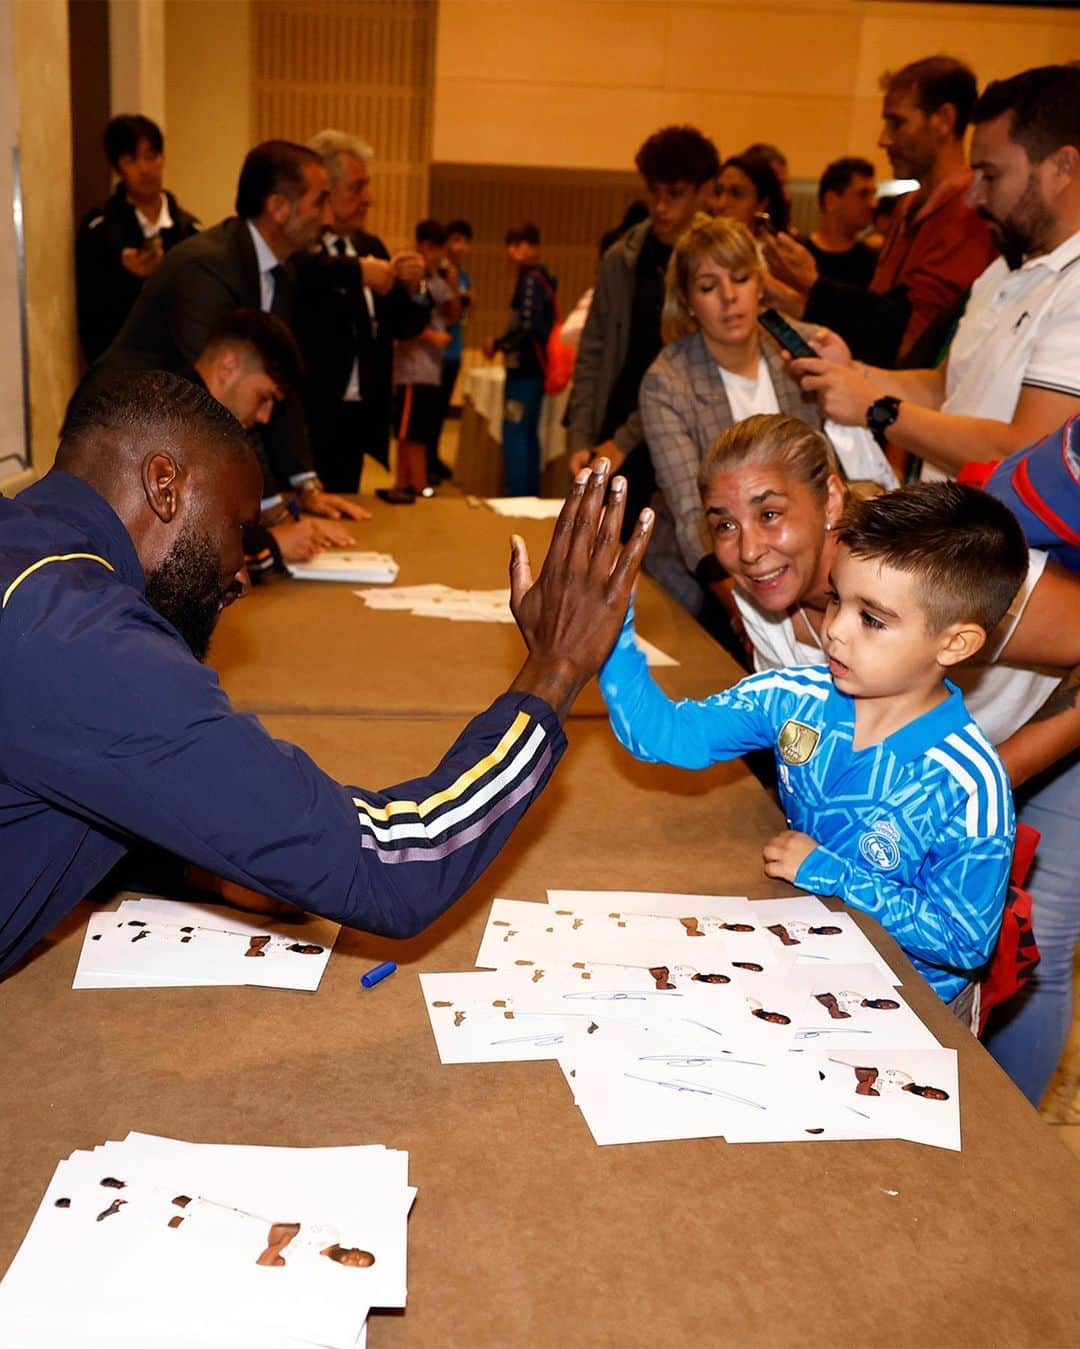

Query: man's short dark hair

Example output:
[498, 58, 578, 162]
[818, 156, 875, 208]
[837, 482, 1028, 633]
[201, 309, 304, 392]
[444, 218, 473, 239]
[972, 65, 1080, 163]
[505, 222, 540, 247]
[635, 126, 720, 188]
[415, 218, 447, 246]
[104, 115, 163, 169]
[58, 372, 250, 469]
[235, 140, 322, 219]
[884, 56, 979, 137]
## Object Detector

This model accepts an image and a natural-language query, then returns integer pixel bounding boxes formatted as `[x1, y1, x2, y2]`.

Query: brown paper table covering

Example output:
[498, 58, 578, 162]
[4, 715, 1078, 1348]
[210, 498, 738, 719]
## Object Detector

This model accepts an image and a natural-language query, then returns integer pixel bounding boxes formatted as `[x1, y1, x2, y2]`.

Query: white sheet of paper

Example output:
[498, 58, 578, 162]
[792, 964, 939, 1050]
[814, 1049, 961, 1150]
[290, 551, 398, 583]
[72, 899, 339, 991]
[353, 583, 452, 608]
[419, 970, 616, 1063]
[562, 1030, 808, 1146]
[484, 496, 565, 519]
[0, 1133, 405, 1348]
[754, 908, 904, 985]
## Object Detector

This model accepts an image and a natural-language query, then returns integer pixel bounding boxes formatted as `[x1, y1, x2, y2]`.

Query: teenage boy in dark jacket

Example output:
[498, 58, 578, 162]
[76, 114, 200, 363]
[484, 222, 556, 496]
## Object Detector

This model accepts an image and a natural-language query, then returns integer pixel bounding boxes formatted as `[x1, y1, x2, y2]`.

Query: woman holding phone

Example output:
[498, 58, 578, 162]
[638, 215, 891, 652]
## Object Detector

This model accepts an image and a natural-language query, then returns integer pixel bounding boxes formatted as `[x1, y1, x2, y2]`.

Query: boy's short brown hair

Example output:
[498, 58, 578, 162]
[838, 482, 1028, 633]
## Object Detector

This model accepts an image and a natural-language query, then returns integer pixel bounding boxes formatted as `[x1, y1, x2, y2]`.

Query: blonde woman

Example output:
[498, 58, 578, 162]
[639, 214, 891, 645]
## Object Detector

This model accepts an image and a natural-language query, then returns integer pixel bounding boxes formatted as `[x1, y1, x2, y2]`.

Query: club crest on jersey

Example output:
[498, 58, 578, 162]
[777, 719, 820, 766]
[859, 819, 901, 871]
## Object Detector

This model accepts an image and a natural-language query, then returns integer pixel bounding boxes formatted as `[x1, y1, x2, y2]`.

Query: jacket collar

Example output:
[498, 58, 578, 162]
[17, 471, 146, 593]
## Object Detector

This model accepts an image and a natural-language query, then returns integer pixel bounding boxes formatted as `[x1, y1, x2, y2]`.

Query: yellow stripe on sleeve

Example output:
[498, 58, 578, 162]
[352, 711, 533, 821]
[2, 553, 115, 609]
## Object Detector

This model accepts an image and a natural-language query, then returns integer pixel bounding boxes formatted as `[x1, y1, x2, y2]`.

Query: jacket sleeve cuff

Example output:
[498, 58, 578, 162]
[794, 845, 849, 898]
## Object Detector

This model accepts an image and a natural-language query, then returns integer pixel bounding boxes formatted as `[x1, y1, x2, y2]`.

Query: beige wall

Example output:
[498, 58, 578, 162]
[10, 0, 77, 477]
[110, 0, 167, 125]
[164, 0, 252, 224]
[434, 0, 1080, 178]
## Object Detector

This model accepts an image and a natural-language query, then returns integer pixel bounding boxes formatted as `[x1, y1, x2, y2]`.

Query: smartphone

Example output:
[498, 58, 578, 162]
[757, 308, 817, 360]
[752, 211, 776, 239]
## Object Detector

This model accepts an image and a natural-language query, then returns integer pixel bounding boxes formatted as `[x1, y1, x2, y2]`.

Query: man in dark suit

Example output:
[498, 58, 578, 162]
[291, 130, 429, 493]
[74, 140, 366, 523]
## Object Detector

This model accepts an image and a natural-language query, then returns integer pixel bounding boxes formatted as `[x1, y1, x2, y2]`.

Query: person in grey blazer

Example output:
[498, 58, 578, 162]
[640, 215, 837, 650]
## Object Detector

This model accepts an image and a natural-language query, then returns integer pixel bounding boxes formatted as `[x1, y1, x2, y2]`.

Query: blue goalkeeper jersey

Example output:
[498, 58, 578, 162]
[600, 617, 1014, 1001]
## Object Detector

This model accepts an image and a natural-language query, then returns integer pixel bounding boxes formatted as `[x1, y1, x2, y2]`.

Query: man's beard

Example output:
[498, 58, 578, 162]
[144, 527, 238, 661]
[979, 171, 1054, 271]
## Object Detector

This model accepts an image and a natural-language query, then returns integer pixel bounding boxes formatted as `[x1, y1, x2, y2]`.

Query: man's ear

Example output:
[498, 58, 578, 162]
[142, 451, 181, 525]
[936, 620, 986, 669]
[931, 101, 958, 141]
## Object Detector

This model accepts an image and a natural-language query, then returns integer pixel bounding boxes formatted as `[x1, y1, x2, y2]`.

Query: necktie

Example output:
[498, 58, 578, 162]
[269, 263, 288, 316]
[332, 237, 347, 257]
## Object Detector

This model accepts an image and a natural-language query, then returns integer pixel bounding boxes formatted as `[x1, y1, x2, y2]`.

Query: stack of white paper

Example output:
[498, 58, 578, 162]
[290, 550, 398, 583]
[0, 1132, 414, 1347]
[484, 496, 566, 519]
[352, 585, 679, 664]
[419, 893, 960, 1151]
[72, 897, 340, 991]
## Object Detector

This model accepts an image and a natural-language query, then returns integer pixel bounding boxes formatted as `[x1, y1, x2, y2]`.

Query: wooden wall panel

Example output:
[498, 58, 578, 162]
[429, 162, 642, 357]
[250, 0, 434, 252]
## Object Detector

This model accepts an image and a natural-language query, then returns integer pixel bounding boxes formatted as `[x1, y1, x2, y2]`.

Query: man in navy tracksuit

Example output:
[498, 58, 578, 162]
[0, 372, 649, 976]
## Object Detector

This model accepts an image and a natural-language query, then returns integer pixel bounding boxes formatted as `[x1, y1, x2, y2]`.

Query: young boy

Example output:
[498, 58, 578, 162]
[388, 219, 460, 500]
[482, 222, 557, 497]
[600, 482, 1028, 1009]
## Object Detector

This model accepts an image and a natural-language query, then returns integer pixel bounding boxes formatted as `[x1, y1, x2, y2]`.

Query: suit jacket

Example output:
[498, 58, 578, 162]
[639, 327, 823, 617]
[75, 185, 201, 363]
[76, 216, 313, 492]
[291, 231, 428, 467]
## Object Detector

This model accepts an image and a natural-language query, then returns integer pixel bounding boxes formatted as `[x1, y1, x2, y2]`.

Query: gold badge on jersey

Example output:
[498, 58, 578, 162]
[777, 719, 820, 766]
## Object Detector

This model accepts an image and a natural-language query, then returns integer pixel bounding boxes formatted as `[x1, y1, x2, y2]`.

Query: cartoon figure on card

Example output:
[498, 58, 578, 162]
[747, 997, 791, 1025]
[815, 991, 901, 1019]
[851, 1066, 949, 1100]
[767, 921, 843, 946]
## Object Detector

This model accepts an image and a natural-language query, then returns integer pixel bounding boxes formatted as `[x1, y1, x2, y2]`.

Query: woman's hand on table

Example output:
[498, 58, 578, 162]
[508, 459, 653, 721]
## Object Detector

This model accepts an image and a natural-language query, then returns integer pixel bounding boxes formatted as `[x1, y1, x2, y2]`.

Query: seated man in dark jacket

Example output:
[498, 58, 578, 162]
[0, 372, 652, 976]
[75, 114, 201, 364]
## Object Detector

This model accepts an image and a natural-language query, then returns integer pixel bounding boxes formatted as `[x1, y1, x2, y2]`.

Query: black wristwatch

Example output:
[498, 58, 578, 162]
[866, 395, 901, 449]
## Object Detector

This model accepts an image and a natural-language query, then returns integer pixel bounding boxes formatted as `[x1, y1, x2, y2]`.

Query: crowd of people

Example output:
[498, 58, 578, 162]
[2, 55, 1079, 1113]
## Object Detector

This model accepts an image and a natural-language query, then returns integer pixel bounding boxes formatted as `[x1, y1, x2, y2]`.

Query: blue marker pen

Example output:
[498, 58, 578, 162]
[286, 498, 302, 522]
[361, 961, 397, 989]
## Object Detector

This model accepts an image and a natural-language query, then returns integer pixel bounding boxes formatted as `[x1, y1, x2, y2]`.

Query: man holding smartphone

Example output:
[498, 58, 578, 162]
[76, 115, 200, 363]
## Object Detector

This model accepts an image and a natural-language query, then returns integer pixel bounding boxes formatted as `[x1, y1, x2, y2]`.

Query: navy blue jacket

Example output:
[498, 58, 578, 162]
[493, 265, 557, 380]
[0, 472, 566, 974]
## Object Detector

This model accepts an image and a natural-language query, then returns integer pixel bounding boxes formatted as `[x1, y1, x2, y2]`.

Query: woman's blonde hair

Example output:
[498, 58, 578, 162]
[661, 213, 765, 344]
[698, 413, 841, 496]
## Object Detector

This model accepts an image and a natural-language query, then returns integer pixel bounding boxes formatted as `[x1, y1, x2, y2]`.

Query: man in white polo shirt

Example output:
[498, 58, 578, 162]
[795, 63, 1080, 481]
